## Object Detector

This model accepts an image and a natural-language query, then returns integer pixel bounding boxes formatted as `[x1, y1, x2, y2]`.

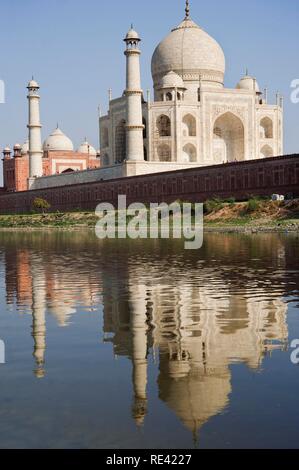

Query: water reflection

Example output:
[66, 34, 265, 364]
[1, 231, 298, 443]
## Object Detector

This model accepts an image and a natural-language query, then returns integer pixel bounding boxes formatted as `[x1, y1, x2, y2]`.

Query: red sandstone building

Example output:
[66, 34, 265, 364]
[2, 128, 100, 192]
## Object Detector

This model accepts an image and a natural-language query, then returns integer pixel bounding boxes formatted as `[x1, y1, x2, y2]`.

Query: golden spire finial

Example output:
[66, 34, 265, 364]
[185, 0, 190, 19]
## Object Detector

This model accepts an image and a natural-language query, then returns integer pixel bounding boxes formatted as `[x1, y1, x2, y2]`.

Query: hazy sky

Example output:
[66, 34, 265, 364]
[0, 0, 298, 184]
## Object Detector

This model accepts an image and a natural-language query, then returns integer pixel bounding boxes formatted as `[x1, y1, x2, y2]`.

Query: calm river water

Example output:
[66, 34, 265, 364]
[0, 231, 298, 449]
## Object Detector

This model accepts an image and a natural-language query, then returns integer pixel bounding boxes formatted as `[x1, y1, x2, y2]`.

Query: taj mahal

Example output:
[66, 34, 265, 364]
[99, 0, 283, 172]
[1, 0, 284, 192]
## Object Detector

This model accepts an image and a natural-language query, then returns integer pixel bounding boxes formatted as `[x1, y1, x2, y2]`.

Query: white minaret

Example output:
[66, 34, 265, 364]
[27, 79, 43, 182]
[124, 27, 144, 162]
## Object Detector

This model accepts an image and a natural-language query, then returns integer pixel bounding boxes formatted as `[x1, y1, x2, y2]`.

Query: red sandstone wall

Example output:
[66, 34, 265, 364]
[0, 155, 298, 214]
[3, 151, 100, 193]
[15, 158, 29, 192]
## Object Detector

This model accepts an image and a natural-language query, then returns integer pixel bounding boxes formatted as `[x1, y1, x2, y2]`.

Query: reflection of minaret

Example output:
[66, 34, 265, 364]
[130, 284, 148, 427]
[31, 258, 46, 379]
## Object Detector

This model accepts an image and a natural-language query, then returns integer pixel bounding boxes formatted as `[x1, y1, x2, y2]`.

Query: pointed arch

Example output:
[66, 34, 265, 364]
[260, 117, 273, 139]
[182, 143, 197, 163]
[157, 115, 171, 137]
[213, 112, 245, 162]
[61, 168, 75, 174]
[157, 144, 171, 162]
[115, 119, 126, 163]
[101, 127, 109, 148]
[182, 114, 196, 137]
[260, 144, 273, 158]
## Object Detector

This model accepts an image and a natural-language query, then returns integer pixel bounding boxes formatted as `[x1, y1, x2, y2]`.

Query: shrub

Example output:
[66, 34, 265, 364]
[224, 197, 236, 205]
[32, 197, 51, 213]
[246, 198, 260, 213]
[204, 198, 224, 215]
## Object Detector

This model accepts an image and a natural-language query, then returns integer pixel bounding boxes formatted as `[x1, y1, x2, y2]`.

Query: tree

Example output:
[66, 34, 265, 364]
[32, 197, 51, 214]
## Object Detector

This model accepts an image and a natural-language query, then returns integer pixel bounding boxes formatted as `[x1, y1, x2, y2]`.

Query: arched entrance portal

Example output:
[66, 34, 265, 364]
[213, 112, 245, 163]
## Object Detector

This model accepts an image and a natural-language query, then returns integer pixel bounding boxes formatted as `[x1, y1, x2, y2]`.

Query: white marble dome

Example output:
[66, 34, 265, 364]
[43, 127, 74, 151]
[27, 79, 39, 88]
[77, 139, 97, 156]
[236, 75, 260, 93]
[160, 71, 185, 89]
[151, 18, 225, 87]
[125, 27, 140, 41]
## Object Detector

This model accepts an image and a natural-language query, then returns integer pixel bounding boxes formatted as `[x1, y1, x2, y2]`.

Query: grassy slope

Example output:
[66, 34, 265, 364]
[204, 199, 299, 229]
[0, 200, 298, 230]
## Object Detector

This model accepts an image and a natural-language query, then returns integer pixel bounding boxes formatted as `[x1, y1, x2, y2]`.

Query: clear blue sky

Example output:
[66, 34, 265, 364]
[0, 0, 298, 184]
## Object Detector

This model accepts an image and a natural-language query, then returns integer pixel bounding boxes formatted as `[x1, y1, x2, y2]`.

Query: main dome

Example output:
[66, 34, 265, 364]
[151, 18, 225, 88]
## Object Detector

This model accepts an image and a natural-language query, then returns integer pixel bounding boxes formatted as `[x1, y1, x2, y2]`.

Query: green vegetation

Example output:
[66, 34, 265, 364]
[32, 197, 51, 213]
[246, 198, 261, 213]
[203, 198, 224, 215]
[0, 199, 298, 231]
[224, 197, 236, 205]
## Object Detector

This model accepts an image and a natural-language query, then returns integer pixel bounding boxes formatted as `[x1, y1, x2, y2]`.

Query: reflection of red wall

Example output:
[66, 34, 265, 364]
[0, 155, 298, 214]
[2, 151, 100, 192]
[16, 251, 33, 305]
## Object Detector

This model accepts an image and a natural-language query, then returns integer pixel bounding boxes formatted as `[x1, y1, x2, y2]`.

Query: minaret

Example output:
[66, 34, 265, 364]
[124, 27, 144, 162]
[130, 284, 148, 427]
[27, 79, 43, 182]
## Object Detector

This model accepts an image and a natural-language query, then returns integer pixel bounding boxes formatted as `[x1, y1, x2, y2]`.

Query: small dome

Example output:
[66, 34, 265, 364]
[43, 127, 74, 151]
[13, 143, 21, 150]
[125, 27, 140, 41]
[3, 146, 11, 152]
[21, 139, 29, 155]
[77, 139, 97, 156]
[27, 79, 39, 88]
[159, 71, 185, 89]
[236, 75, 260, 93]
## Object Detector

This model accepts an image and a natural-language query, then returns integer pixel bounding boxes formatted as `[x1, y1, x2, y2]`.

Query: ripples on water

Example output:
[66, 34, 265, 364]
[0, 231, 298, 449]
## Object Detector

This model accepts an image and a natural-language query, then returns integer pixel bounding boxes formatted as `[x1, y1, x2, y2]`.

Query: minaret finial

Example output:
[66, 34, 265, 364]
[185, 0, 190, 19]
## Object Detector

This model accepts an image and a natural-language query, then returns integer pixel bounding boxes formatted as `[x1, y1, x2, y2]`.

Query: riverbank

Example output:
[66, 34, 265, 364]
[0, 199, 298, 232]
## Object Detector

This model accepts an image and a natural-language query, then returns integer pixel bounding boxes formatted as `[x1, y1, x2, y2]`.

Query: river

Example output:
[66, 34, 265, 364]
[0, 231, 298, 449]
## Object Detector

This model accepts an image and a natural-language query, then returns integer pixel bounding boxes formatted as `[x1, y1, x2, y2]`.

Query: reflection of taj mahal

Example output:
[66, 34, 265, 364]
[100, 0, 283, 172]
[103, 264, 288, 435]
[4, 234, 290, 439]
